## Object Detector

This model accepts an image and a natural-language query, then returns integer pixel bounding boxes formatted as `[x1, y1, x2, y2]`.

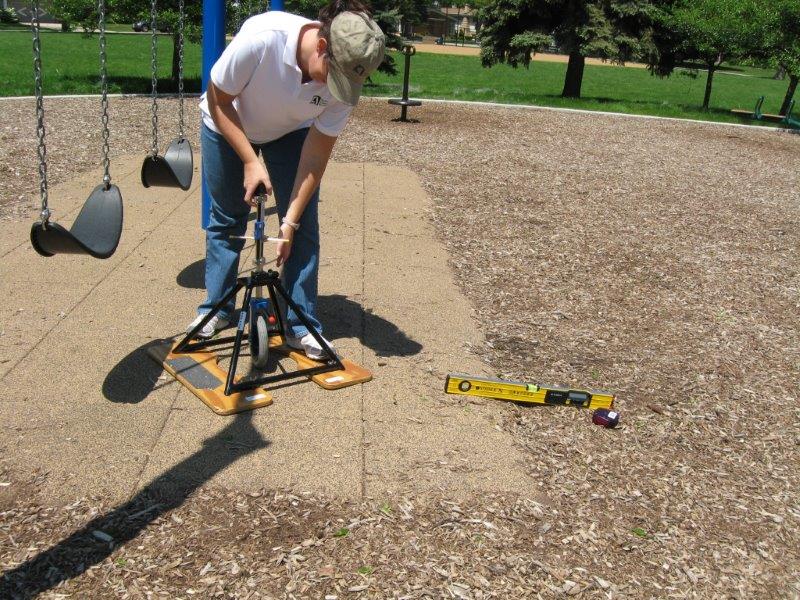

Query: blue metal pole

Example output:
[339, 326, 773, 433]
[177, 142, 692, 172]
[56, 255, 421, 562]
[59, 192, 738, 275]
[271, 0, 284, 10]
[201, 0, 226, 230]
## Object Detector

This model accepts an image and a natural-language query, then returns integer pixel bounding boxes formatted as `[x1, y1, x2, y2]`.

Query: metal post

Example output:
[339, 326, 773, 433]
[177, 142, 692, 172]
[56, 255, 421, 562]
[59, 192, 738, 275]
[388, 45, 421, 122]
[201, 0, 282, 229]
[400, 48, 412, 121]
[201, 0, 226, 229]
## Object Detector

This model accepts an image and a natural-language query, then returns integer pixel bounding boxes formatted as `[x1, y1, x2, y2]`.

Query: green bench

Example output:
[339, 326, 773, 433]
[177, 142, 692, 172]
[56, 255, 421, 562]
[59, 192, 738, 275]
[731, 96, 799, 128]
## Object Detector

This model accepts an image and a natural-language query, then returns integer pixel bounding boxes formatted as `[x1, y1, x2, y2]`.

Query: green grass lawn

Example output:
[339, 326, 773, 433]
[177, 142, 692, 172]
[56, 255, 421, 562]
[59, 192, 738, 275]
[367, 51, 792, 124]
[0, 29, 794, 126]
[0, 30, 201, 95]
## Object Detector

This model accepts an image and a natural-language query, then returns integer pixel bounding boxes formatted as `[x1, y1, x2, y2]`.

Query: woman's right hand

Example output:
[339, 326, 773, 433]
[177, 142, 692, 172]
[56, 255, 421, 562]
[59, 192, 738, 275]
[243, 160, 272, 206]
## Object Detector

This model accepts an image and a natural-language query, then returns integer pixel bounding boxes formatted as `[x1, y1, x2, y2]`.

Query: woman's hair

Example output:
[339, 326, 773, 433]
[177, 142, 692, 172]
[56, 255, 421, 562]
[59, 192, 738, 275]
[318, 0, 372, 45]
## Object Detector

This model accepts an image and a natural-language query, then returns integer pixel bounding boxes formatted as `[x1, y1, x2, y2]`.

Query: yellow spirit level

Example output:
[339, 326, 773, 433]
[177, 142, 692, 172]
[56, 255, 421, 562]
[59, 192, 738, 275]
[445, 374, 615, 409]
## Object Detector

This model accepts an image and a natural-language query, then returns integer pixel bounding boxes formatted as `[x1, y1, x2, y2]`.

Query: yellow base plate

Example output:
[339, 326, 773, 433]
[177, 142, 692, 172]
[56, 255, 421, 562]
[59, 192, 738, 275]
[147, 341, 273, 416]
[270, 336, 373, 389]
[148, 336, 372, 415]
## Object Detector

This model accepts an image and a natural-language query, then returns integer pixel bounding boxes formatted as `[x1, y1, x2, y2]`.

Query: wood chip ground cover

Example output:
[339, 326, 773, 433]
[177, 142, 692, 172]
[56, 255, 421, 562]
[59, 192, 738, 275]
[1, 98, 799, 597]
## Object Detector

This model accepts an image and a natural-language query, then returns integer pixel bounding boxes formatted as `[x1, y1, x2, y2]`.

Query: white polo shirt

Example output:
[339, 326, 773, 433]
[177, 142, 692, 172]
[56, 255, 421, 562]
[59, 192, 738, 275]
[199, 11, 354, 144]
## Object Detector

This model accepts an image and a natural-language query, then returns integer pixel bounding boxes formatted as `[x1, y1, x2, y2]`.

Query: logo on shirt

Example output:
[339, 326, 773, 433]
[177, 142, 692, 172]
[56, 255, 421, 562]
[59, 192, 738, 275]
[310, 95, 328, 106]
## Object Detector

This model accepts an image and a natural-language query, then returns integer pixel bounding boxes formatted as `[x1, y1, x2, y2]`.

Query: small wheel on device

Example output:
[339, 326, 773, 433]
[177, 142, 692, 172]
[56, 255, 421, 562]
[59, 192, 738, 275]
[250, 312, 270, 369]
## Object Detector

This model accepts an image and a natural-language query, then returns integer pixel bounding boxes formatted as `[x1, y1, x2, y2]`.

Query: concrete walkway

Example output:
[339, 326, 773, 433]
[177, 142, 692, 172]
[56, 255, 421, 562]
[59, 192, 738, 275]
[0, 156, 533, 503]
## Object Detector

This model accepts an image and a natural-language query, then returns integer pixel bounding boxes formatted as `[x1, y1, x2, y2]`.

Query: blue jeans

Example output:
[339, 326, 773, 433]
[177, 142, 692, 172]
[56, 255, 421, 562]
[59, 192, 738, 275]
[200, 123, 321, 338]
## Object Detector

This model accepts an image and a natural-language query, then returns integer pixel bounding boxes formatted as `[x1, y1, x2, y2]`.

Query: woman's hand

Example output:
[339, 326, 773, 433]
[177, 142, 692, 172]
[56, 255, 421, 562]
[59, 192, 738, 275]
[243, 160, 272, 206]
[276, 222, 294, 267]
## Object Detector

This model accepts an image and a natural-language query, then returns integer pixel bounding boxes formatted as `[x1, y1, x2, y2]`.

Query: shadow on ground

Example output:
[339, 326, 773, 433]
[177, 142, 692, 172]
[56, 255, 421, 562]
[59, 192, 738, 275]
[176, 258, 205, 289]
[103, 340, 174, 404]
[0, 411, 268, 599]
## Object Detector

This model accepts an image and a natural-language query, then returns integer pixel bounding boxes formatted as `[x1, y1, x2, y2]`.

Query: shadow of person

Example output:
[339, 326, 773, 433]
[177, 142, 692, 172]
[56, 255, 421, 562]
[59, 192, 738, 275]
[317, 294, 423, 358]
[102, 340, 174, 404]
[176, 258, 205, 289]
[0, 411, 268, 599]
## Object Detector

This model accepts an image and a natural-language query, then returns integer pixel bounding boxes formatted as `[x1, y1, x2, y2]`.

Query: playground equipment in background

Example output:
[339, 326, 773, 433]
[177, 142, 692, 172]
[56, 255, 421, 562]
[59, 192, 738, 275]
[782, 99, 799, 128]
[389, 45, 422, 122]
[149, 187, 372, 415]
[731, 96, 800, 129]
[140, 0, 193, 191]
[29, 0, 124, 259]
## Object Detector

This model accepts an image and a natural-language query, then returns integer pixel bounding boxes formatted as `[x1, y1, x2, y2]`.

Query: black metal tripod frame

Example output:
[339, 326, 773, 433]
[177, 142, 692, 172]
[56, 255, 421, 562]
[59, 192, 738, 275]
[174, 269, 343, 396]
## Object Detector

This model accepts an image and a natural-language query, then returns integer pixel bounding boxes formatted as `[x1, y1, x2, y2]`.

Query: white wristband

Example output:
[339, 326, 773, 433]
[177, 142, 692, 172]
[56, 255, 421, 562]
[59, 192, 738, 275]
[281, 217, 300, 231]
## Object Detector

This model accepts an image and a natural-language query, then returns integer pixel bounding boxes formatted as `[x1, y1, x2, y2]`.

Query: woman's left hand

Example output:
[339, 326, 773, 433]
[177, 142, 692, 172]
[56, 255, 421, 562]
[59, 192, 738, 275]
[276, 222, 294, 267]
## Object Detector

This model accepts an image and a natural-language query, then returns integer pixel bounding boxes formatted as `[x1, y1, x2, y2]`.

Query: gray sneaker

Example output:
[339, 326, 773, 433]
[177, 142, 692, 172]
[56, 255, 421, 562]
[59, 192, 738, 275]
[187, 313, 230, 339]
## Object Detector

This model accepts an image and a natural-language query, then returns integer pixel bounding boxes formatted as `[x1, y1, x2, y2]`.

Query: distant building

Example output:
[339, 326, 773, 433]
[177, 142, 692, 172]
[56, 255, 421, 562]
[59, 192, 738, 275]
[419, 4, 478, 39]
[7, 0, 58, 24]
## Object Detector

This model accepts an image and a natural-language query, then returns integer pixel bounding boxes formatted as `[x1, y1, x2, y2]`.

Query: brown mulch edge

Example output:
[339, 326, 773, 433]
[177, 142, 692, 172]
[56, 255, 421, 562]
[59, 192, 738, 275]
[2, 461, 790, 599]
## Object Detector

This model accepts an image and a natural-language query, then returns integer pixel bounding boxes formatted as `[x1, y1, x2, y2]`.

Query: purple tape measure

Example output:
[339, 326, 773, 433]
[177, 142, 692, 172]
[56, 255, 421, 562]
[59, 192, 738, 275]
[592, 408, 620, 428]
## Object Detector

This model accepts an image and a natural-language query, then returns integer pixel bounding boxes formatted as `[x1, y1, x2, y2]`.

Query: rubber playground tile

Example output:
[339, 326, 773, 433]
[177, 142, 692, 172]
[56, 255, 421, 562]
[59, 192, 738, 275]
[0, 288, 180, 386]
[4, 159, 533, 503]
[320, 176, 365, 207]
[3, 330, 176, 407]
[0, 224, 36, 259]
[318, 248, 363, 288]
[362, 163, 425, 199]
[362, 256, 474, 348]
[4, 240, 131, 286]
[0, 393, 176, 503]
[137, 410, 362, 499]
[0, 280, 91, 333]
[64, 275, 205, 337]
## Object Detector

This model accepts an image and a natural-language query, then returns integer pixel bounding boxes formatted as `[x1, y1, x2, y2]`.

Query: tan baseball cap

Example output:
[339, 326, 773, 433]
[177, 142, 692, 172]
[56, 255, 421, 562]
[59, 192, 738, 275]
[327, 12, 385, 106]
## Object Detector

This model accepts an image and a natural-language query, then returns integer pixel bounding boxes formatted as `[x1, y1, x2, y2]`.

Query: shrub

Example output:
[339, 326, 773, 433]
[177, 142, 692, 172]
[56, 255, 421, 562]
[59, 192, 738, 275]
[0, 8, 21, 24]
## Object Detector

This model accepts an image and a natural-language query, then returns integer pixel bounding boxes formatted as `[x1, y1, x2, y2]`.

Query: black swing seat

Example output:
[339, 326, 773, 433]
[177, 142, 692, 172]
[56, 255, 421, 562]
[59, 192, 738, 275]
[30, 183, 123, 259]
[141, 137, 193, 191]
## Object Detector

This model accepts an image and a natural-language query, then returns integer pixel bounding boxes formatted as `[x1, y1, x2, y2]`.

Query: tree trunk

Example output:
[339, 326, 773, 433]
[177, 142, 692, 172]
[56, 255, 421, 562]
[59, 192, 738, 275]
[172, 32, 180, 90]
[562, 52, 585, 98]
[774, 66, 786, 80]
[702, 63, 716, 109]
[779, 74, 798, 116]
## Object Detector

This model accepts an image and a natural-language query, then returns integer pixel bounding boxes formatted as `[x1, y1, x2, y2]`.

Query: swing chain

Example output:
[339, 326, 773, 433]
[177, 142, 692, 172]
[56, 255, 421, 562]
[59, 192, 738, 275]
[98, 0, 111, 187]
[177, 0, 185, 138]
[149, 0, 159, 157]
[31, 0, 50, 225]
